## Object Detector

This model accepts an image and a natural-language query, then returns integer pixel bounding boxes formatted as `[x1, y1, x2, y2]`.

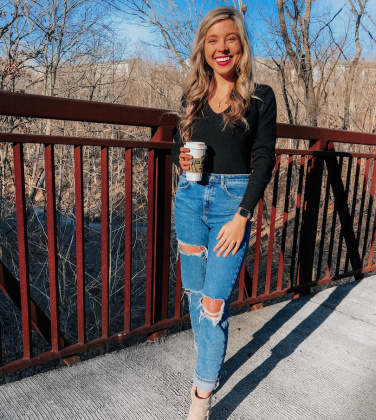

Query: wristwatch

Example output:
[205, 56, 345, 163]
[236, 207, 253, 221]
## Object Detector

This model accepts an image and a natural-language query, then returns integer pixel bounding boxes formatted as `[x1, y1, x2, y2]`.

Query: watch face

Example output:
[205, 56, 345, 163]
[239, 208, 251, 219]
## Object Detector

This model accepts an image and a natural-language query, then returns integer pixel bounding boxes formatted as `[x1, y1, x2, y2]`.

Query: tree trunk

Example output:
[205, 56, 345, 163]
[343, 0, 365, 130]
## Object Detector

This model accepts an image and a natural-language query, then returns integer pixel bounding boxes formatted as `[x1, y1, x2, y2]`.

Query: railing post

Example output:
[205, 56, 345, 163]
[146, 126, 175, 339]
[296, 140, 327, 295]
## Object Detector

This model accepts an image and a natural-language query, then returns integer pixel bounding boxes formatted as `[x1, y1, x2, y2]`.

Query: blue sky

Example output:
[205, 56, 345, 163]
[120, 0, 376, 59]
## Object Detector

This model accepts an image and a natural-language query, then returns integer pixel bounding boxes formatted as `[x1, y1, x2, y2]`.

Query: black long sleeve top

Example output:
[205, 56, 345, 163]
[172, 83, 277, 214]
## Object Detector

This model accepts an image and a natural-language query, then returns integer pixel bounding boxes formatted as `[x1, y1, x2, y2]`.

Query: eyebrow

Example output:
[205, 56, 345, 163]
[206, 32, 239, 39]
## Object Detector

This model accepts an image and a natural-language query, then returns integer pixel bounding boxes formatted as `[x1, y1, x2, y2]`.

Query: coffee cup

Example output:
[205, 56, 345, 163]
[184, 142, 207, 181]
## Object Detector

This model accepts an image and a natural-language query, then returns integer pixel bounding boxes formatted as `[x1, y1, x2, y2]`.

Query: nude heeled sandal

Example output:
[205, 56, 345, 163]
[187, 386, 212, 420]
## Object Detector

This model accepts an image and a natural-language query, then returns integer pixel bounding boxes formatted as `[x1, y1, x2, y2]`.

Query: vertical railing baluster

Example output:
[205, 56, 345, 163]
[74, 145, 85, 345]
[356, 159, 370, 263]
[124, 148, 132, 332]
[278, 154, 293, 290]
[265, 155, 280, 295]
[252, 199, 263, 298]
[13, 142, 32, 359]
[237, 264, 246, 301]
[335, 156, 353, 275]
[101, 146, 109, 338]
[325, 158, 339, 279]
[289, 155, 305, 287]
[317, 158, 334, 281]
[345, 157, 361, 272]
[325, 144, 341, 279]
[160, 151, 173, 321]
[365, 160, 376, 268]
[45, 144, 60, 352]
[174, 255, 182, 318]
[0, 322, 2, 366]
[145, 149, 155, 327]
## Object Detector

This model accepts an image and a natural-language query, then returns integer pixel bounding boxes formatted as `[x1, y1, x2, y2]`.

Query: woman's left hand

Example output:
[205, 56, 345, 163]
[213, 214, 248, 258]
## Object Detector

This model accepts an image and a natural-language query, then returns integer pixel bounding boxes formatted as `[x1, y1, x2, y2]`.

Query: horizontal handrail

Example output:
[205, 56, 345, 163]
[0, 91, 178, 127]
[1, 91, 376, 145]
[277, 123, 376, 145]
[0, 133, 175, 148]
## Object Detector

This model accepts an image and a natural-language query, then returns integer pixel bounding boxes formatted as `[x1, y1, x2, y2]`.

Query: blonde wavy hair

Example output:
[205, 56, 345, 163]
[179, 6, 256, 143]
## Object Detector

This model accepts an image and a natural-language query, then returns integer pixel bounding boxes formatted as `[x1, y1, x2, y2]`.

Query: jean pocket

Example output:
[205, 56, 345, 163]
[177, 177, 192, 190]
[223, 181, 248, 199]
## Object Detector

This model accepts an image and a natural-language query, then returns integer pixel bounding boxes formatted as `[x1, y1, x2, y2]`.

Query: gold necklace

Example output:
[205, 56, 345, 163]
[214, 87, 233, 108]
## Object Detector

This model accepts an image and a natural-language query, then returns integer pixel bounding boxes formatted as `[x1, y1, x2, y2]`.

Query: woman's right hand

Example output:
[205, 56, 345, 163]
[179, 147, 193, 171]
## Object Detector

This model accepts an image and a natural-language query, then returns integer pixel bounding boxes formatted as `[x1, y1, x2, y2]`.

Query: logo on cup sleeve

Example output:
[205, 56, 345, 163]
[187, 154, 205, 173]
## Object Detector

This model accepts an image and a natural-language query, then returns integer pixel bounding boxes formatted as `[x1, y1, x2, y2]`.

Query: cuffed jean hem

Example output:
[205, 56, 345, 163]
[193, 373, 219, 393]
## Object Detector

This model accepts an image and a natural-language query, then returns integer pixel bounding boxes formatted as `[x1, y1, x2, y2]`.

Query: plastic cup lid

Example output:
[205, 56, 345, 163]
[184, 142, 207, 149]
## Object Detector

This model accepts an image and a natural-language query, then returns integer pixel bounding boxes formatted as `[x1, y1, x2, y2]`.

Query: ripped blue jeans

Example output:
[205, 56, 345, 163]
[174, 172, 252, 392]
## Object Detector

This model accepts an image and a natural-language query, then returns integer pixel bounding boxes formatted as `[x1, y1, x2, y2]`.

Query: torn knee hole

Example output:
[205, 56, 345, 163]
[201, 297, 224, 319]
[180, 244, 206, 254]
[178, 242, 206, 255]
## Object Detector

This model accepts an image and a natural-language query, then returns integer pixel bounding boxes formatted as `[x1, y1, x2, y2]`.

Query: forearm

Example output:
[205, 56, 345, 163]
[172, 138, 183, 168]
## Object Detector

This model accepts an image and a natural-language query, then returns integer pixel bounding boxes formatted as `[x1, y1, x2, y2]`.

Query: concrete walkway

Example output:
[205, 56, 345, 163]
[0, 276, 375, 420]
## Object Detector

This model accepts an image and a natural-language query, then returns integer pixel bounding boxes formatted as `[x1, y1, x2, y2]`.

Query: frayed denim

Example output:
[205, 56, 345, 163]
[174, 172, 252, 392]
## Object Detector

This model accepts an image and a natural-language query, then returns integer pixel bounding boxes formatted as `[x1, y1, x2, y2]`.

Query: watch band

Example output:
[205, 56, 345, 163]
[237, 207, 252, 221]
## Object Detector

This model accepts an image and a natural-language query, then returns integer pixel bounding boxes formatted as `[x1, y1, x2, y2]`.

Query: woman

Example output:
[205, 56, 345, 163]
[172, 6, 276, 419]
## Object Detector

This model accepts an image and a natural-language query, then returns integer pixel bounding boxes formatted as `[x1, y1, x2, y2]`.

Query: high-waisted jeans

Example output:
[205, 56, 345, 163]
[174, 172, 252, 392]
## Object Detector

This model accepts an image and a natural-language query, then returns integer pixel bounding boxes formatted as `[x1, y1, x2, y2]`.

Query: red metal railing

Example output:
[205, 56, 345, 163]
[0, 91, 376, 375]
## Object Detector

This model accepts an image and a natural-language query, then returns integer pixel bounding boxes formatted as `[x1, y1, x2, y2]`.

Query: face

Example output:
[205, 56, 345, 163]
[204, 18, 242, 81]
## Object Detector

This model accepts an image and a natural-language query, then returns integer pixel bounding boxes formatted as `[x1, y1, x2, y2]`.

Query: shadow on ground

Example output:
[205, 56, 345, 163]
[211, 280, 360, 419]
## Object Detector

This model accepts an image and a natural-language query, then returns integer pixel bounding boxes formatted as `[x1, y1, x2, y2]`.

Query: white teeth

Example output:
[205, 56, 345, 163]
[215, 57, 231, 62]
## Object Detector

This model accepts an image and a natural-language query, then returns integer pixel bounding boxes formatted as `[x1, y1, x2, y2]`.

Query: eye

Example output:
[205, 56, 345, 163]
[227, 36, 238, 42]
[207, 38, 216, 44]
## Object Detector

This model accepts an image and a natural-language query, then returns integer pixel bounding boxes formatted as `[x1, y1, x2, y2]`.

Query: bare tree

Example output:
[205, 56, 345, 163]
[256, 0, 365, 129]
[108, 0, 248, 72]
[342, 0, 367, 130]
[29, 0, 110, 97]
[108, 0, 204, 70]
[0, 0, 40, 92]
[276, 0, 322, 126]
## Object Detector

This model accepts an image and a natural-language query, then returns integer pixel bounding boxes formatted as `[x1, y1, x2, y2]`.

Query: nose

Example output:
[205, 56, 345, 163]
[217, 38, 229, 53]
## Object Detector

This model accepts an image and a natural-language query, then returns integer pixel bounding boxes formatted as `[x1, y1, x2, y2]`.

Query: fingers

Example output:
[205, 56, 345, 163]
[214, 224, 242, 257]
[231, 241, 241, 256]
[215, 239, 239, 257]
[180, 159, 192, 171]
[214, 227, 224, 248]
[213, 235, 225, 252]
[179, 147, 193, 171]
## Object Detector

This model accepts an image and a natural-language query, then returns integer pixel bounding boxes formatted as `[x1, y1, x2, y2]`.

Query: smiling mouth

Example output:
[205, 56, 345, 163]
[215, 56, 233, 66]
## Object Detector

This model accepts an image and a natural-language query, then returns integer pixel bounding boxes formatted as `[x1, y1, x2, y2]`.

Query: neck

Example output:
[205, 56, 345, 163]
[215, 78, 234, 93]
